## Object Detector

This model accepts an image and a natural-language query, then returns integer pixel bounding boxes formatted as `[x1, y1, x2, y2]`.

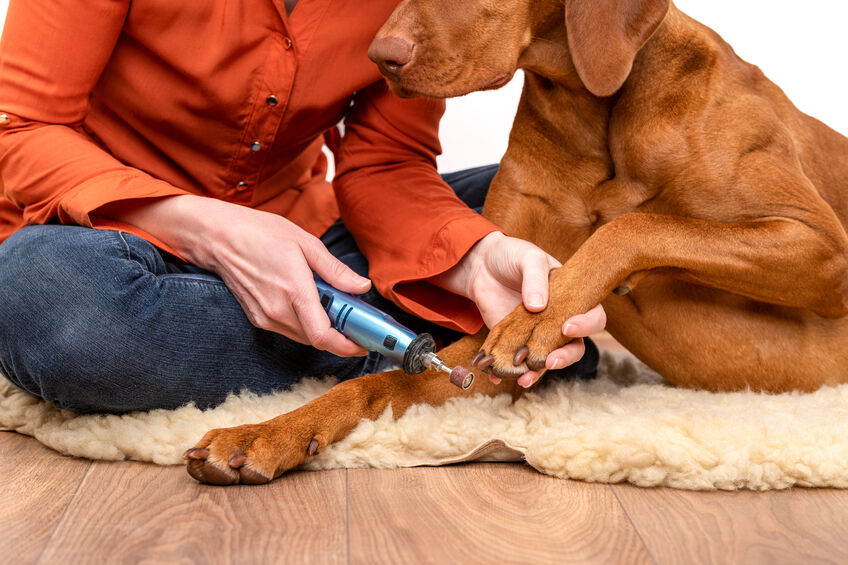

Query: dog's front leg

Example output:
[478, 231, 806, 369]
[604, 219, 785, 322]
[477, 211, 848, 378]
[185, 331, 516, 485]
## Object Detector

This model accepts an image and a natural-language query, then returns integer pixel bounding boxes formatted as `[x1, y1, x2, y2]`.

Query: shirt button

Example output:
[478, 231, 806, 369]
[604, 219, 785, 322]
[284, 37, 293, 50]
[236, 180, 249, 191]
[266, 94, 279, 107]
[251, 141, 262, 152]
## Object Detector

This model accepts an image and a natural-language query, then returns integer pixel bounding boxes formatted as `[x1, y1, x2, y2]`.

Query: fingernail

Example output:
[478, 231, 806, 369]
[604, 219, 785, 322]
[527, 293, 545, 309]
[564, 323, 578, 336]
[550, 359, 566, 370]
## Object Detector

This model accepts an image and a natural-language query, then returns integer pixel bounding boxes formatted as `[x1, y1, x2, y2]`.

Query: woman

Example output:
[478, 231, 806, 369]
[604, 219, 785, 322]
[0, 0, 604, 413]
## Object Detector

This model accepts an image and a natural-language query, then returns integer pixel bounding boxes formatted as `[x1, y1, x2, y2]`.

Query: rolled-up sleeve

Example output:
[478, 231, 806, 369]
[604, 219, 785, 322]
[0, 0, 188, 249]
[333, 81, 500, 333]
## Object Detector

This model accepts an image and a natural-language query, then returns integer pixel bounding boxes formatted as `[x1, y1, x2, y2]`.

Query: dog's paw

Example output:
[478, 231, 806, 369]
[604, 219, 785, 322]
[184, 420, 320, 485]
[473, 307, 570, 379]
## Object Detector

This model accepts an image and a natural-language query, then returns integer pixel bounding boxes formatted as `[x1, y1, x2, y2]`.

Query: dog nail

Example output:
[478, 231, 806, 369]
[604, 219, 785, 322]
[229, 453, 247, 468]
[186, 460, 206, 482]
[476, 354, 495, 369]
[184, 448, 210, 461]
[308, 438, 319, 456]
[471, 351, 486, 366]
[513, 346, 529, 365]
[200, 463, 239, 485]
[239, 467, 271, 485]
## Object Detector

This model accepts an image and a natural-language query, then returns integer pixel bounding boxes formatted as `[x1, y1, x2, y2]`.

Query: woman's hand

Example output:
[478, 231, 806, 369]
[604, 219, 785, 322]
[433, 232, 607, 385]
[100, 195, 371, 357]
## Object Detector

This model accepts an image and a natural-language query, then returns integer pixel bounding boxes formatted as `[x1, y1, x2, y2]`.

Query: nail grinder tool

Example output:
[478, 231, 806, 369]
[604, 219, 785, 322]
[315, 278, 475, 390]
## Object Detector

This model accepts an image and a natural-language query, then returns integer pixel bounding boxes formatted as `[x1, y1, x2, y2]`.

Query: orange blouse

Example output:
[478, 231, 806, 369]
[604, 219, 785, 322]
[0, 0, 498, 333]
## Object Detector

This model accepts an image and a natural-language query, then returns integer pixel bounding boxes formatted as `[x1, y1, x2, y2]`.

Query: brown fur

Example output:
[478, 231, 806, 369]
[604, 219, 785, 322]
[185, 0, 848, 484]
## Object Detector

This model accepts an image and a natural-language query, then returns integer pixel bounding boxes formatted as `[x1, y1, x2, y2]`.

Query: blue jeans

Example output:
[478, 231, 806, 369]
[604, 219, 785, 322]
[0, 165, 597, 413]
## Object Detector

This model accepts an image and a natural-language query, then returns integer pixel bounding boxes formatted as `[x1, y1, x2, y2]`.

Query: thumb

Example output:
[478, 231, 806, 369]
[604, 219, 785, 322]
[520, 252, 560, 312]
[302, 238, 371, 294]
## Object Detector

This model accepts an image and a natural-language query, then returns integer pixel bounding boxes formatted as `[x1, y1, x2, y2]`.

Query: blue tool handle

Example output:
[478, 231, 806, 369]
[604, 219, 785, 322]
[315, 279, 416, 364]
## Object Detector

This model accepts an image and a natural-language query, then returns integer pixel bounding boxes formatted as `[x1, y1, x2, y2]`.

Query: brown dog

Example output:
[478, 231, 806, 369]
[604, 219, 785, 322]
[185, 0, 848, 484]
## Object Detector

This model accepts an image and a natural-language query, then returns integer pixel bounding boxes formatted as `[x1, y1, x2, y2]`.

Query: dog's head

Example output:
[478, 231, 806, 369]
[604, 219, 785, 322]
[369, 0, 670, 98]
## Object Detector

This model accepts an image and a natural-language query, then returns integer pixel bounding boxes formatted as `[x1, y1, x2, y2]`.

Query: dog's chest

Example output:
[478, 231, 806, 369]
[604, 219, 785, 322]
[486, 164, 655, 262]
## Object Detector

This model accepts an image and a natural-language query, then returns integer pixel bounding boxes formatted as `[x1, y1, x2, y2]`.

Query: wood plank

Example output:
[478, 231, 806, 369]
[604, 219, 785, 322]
[613, 484, 848, 564]
[348, 463, 652, 564]
[0, 432, 90, 565]
[39, 462, 347, 564]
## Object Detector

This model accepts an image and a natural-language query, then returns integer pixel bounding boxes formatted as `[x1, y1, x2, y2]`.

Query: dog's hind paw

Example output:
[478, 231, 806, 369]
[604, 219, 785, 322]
[184, 420, 321, 485]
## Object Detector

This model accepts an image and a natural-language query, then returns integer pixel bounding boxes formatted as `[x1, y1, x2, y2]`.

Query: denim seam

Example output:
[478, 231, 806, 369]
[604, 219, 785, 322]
[361, 351, 383, 375]
[158, 275, 229, 289]
[114, 231, 156, 283]
[116, 232, 229, 291]
[115, 231, 133, 263]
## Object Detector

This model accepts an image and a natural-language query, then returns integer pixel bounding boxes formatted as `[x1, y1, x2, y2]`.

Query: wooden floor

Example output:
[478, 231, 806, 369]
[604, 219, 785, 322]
[5, 334, 848, 564]
[4, 431, 848, 564]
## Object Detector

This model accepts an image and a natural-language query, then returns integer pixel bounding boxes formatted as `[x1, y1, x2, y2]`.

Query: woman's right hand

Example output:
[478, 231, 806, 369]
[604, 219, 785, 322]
[100, 194, 371, 357]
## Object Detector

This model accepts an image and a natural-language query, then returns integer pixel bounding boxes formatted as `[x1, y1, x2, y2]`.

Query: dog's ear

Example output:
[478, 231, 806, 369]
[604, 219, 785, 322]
[565, 0, 670, 97]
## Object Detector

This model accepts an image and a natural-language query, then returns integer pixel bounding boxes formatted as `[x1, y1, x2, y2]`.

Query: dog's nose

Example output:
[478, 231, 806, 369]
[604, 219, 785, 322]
[368, 37, 414, 75]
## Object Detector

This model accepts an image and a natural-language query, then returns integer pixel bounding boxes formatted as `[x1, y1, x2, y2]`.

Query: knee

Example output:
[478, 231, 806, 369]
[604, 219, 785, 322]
[0, 226, 160, 412]
[0, 304, 132, 412]
[0, 225, 125, 357]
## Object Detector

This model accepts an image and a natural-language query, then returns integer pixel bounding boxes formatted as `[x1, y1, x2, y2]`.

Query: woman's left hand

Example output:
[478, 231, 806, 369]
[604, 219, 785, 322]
[433, 232, 607, 386]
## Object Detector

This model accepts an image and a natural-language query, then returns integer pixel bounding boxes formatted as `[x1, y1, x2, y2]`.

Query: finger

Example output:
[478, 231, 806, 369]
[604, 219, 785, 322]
[287, 265, 369, 357]
[488, 374, 502, 385]
[519, 251, 555, 312]
[517, 370, 543, 388]
[302, 237, 371, 295]
[562, 304, 608, 337]
[478, 289, 523, 329]
[299, 305, 369, 357]
[272, 314, 366, 356]
[302, 317, 369, 357]
[545, 338, 586, 370]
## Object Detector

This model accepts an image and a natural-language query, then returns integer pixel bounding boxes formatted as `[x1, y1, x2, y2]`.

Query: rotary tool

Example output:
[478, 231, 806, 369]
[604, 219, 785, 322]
[315, 278, 475, 390]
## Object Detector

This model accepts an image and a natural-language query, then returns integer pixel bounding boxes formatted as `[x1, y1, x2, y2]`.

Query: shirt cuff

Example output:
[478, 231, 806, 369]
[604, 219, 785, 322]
[388, 215, 503, 334]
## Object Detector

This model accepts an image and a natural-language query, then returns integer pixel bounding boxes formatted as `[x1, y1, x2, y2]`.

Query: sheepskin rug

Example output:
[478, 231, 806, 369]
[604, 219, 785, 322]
[2, 350, 847, 491]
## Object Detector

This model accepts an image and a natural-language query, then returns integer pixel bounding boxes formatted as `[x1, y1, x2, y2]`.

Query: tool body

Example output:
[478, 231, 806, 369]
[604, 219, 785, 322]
[315, 279, 474, 389]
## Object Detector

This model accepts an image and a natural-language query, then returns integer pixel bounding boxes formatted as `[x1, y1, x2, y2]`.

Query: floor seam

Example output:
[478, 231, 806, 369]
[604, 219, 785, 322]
[346, 469, 351, 565]
[34, 461, 92, 565]
[610, 485, 659, 565]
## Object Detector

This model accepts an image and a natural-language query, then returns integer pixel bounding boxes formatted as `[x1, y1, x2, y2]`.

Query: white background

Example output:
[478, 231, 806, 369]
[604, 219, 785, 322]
[2, 1, 846, 173]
